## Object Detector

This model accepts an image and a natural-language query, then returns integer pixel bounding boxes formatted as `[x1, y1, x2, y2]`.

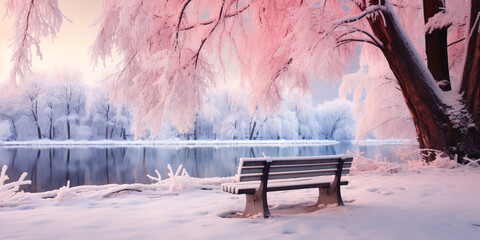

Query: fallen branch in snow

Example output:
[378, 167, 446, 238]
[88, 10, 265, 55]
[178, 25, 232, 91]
[148, 164, 191, 192]
[103, 188, 142, 198]
[0, 165, 31, 204]
[349, 151, 402, 174]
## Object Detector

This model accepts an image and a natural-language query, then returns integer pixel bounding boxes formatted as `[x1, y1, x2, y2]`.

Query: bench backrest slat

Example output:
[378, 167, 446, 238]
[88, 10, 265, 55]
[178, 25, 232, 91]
[239, 169, 351, 182]
[241, 157, 353, 167]
[240, 163, 352, 174]
[237, 154, 353, 182]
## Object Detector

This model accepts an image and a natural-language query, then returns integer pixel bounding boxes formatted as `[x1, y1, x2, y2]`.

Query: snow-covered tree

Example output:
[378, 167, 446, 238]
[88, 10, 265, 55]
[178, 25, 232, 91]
[56, 71, 86, 140]
[42, 79, 62, 139]
[0, 89, 26, 140]
[6, 0, 480, 161]
[18, 78, 45, 139]
[0, 120, 12, 141]
[340, 49, 416, 140]
[316, 99, 355, 141]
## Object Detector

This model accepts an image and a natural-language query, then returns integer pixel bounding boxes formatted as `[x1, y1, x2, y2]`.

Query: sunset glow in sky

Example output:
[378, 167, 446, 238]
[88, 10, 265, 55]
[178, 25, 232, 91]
[0, 0, 116, 86]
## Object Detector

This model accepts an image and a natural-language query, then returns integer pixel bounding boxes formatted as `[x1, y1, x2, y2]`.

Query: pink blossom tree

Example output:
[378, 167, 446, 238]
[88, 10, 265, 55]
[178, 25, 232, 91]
[5, 0, 480, 161]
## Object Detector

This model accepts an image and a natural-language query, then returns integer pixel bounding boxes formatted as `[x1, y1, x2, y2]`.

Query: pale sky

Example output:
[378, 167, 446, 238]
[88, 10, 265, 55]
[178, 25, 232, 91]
[0, 0, 354, 103]
[0, 0, 115, 86]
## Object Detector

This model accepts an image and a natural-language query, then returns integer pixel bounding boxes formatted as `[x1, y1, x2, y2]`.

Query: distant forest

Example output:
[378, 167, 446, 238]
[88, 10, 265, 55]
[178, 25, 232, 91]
[0, 76, 356, 141]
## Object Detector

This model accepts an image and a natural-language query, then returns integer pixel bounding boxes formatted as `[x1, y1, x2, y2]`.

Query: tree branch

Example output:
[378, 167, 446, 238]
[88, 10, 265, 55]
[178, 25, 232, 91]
[332, 5, 385, 26]
[447, 37, 465, 48]
[180, 3, 250, 31]
[192, 0, 225, 67]
[336, 26, 384, 50]
[336, 38, 382, 49]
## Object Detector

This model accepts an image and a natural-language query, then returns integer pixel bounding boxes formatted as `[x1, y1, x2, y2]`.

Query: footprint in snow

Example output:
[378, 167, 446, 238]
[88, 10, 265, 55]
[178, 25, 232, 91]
[367, 188, 393, 195]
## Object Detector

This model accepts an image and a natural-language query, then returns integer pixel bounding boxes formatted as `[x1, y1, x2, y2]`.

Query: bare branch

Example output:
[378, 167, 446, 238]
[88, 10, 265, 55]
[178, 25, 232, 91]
[336, 38, 382, 49]
[447, 37, 465, 48]
[180, 3, 250, 31]
[192, 0, 226, 67]
[336, 26, 384, 50]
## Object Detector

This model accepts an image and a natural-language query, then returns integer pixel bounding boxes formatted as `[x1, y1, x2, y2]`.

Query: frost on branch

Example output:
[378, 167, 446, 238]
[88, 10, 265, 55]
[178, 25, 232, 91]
[0, 165, 31, 204]
[148, 164, 190, 192]
[5, 0, 64, 84]
[90, 0, 358, 137]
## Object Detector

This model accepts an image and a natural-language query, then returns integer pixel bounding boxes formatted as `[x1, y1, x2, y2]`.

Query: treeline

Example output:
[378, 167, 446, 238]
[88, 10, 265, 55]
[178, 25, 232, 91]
[0, 75, 356, 141]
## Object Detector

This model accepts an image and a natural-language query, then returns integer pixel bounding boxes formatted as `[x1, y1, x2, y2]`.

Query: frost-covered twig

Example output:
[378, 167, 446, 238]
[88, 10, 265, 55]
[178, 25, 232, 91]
[147, 169, 162, 183]
[148, 164, 191, 192]
[0, 165, 31, 203]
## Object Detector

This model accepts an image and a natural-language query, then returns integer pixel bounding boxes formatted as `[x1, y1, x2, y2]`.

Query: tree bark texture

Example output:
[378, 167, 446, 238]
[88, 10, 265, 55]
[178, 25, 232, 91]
[461, 1, 480, 125]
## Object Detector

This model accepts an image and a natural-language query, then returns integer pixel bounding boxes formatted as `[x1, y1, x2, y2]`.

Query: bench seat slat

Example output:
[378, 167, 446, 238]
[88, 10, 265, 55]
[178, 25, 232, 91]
[222, 179, 349, 195]
[239, 169, 350, 182]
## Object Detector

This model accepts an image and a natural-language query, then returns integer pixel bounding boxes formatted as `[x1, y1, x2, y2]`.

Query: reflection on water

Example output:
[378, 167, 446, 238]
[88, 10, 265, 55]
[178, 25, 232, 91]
[0, 143, 416, 193]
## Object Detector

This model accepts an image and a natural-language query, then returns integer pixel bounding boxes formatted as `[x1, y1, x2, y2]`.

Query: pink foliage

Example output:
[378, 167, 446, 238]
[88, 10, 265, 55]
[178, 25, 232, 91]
[88, 0, 360, 136]
[5, 0, 63, 84]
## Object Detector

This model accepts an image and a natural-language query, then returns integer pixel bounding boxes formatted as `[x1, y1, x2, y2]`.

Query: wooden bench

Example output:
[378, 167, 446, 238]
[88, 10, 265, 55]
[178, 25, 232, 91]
[222, 154, 353, 218]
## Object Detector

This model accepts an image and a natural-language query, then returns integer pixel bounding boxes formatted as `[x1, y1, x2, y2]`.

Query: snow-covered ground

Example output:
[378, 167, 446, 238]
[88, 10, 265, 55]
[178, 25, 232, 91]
[1, 155, 479, 240]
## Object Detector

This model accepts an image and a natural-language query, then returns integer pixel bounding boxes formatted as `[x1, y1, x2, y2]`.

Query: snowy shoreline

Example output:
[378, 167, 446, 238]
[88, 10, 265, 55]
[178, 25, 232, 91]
[0, 160, 479, 240]
[0, 139, 415, 148]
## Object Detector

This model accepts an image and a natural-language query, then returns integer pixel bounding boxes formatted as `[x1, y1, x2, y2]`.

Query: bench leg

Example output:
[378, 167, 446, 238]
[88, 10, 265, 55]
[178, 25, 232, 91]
[244, 191, 270, 218]
[313, 186, 344, 206]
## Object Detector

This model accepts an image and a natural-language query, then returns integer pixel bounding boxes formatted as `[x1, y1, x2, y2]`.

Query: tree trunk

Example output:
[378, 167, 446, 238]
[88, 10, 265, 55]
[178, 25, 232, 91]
[105, 126, 109, 139]
[249, 121, 257, 140]
[193, 115, 198, 140]
[423, 0, 451, 91]
[362, 0, 480, 161]
[461, 1, 480, 125]
[49, 117, 53, 139]
[67, 120, 71, 139]
[36, 125, 42, 139]
[10, 119, 18, 140]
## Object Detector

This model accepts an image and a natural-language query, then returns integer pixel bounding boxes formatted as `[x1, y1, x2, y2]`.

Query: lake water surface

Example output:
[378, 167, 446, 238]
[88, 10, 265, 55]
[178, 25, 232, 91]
[0, 142, 417, 193]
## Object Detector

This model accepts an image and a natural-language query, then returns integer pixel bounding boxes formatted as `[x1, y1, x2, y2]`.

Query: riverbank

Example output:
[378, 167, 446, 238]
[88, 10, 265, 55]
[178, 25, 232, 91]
[0, 139, 413, 148]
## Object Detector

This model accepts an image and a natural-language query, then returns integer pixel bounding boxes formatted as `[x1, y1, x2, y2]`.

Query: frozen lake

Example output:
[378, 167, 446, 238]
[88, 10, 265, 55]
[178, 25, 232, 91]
[0, 142, 417, 193]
